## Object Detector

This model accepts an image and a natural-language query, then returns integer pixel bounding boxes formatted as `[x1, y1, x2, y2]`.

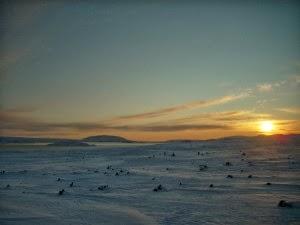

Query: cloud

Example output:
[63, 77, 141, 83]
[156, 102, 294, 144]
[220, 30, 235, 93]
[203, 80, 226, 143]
[255, 76, 299, 93]
[277, 107, 300, 114]
[0, 92, 249, 135]
[274, 80, 286, 87]
[0, 115, 230, 133]
[110, 124, 231, 132]
[166, 110, 271, 124]
[257, 83, 273, 92]
[116, 93, 249, 121]
[0, 106, 232, 134]
[288, 75, 300, 86]
[1, 106, 38, 114]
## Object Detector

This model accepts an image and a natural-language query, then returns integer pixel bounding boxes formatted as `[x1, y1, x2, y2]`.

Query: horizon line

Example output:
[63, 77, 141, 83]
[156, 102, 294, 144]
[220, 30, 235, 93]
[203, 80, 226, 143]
[1, 133, 299, 143]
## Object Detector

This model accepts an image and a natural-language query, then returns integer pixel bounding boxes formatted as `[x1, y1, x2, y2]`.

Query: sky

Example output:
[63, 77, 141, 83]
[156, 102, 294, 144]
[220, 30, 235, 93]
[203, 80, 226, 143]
[1, 0, 300, 141]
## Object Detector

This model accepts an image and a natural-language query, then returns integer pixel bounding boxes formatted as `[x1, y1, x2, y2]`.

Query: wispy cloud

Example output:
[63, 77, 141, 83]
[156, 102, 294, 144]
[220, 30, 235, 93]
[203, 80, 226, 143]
[255, 76, 298, 93]
[116, 93, 249, 121]
[277, 107, 300, 114]
[289, 75, 300, 86]
[110, 124, 231, 132]
[0, 114, 230, 133]
[1, 75, 299, 138]
[164, 110, 271, 124]
[257, 83, 273, 92]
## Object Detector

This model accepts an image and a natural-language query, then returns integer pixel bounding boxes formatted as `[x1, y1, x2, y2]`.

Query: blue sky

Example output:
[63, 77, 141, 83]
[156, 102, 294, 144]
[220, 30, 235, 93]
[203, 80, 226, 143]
[1, 1, 300, 140]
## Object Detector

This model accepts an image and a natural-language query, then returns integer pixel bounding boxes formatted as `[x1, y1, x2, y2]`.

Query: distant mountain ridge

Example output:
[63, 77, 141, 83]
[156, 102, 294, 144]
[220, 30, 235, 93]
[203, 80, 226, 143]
[165, 134, 300, 145]
[81, 135, 134, 143]
[0, 135, 134, 144]
[1, 134, 299, 145]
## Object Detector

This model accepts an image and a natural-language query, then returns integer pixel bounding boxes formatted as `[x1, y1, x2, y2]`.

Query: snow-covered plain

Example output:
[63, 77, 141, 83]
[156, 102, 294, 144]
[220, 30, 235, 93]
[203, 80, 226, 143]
[0, 139, 299, 225]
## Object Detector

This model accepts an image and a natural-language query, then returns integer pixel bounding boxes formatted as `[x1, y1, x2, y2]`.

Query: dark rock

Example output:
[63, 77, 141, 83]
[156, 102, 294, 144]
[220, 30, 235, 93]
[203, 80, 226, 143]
[278, 200, 293, 208]
[247, 161, 253, 166]
[58, 189, 65, 195]
[209, 184, 214, 188]
[199, 165, 208, 171]
[153, 184, 165, 192]
[98, 185, 109, 191]
[227, 175, 233, 178]
[266, 182, 271, 186]
[225, 162, 232, 166]
[171, 152, 176, 157]
[115, 172, 119, 176]
[70, 182, 74, 187]
[248, 175, 252, 178]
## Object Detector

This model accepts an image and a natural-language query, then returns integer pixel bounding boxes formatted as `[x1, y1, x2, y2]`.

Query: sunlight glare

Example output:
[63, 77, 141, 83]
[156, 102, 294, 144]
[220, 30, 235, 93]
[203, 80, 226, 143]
[260, 121, 274, 133]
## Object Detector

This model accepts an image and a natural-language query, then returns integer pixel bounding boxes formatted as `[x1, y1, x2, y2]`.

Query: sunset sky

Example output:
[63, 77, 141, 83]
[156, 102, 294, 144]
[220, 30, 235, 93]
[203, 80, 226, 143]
[1, 1, 300, 141]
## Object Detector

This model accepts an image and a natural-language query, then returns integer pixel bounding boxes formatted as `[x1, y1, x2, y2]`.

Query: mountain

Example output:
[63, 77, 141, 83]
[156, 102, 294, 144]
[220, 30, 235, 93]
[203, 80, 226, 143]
[0, 135, 134, 144]
[81, 135, 134, 143]
[1, 134, 299, 145]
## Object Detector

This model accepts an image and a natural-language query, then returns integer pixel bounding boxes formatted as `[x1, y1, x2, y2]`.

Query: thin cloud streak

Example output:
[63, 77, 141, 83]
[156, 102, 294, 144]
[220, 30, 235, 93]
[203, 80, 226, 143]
[257, 83, 273, 92]
[0, 119, 230, 133]
[0, 107, 232, 133]
[116, 93, 249, 121]
[277, 107, 300, 114]
[111, 124, 231, 132]
[170, 111, 271, 124]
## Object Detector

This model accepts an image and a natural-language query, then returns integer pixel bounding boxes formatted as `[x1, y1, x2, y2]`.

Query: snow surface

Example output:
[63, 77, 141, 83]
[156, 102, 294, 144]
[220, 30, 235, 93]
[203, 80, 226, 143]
[0, 140, 299, 225]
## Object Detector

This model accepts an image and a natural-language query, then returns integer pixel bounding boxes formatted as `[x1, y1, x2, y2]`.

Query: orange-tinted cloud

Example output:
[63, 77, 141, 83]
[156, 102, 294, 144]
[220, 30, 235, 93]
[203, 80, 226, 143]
[116, 93, 249, 121]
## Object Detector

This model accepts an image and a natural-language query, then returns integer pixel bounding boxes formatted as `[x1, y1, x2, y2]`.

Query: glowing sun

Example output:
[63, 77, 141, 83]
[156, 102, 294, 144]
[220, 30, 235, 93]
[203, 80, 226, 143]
[260, 121, 274, 133]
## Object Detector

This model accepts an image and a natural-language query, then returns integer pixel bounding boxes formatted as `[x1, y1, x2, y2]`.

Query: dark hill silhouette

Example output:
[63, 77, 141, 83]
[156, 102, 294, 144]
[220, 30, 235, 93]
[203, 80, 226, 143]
[81, 135, 134, 143]
[1, 134, 299, 145]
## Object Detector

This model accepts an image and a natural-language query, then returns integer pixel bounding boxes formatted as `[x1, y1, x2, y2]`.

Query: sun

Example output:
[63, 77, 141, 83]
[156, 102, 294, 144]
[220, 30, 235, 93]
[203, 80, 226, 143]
[259, 121, 274, 133]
